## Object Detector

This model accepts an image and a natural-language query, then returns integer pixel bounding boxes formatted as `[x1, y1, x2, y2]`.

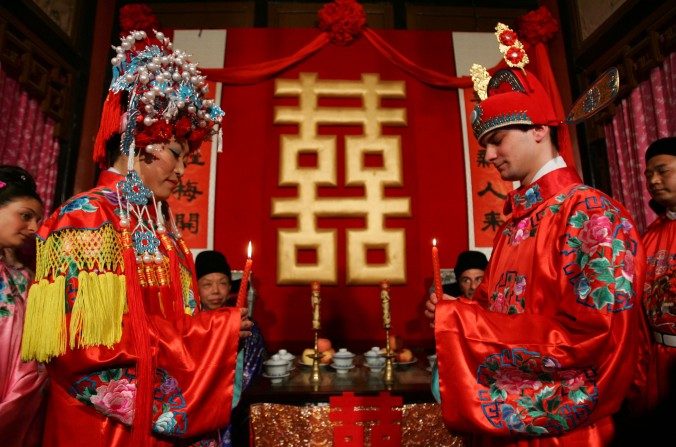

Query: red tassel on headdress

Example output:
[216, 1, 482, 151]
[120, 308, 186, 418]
[93, 91, 123, 169]
[158, 233, 188, 324]
[120, 230, 154, 446]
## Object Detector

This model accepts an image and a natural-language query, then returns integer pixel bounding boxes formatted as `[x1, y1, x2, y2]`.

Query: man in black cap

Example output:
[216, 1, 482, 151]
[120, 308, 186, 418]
[639, 136, 676, 411]
[195, 249, 267, 446]
[195, 250, 234, 310]
[452, 250, 488, 299]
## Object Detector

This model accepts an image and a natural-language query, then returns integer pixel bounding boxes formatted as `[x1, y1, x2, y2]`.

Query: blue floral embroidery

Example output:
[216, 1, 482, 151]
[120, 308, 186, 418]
[59, 196, 98, 216]
[476, 348, 597, 436]
[153, 369, 188, 435]
[513, 184, 543, 211]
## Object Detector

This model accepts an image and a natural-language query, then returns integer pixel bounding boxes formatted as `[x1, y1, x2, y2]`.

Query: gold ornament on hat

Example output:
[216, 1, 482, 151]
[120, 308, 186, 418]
[470, 64, 491, 100]
[495, 23, 529, 70]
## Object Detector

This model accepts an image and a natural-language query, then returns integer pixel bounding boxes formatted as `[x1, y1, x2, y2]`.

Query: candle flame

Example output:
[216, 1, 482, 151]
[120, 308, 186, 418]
[247, 240, 252, 258]
[433, 238, 437, 247]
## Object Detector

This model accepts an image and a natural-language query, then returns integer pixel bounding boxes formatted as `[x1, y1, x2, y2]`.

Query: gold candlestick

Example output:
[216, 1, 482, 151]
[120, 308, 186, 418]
[310, 281, 322, 385]
[311, 331, 321, 385]
[381, 281, 395, 386]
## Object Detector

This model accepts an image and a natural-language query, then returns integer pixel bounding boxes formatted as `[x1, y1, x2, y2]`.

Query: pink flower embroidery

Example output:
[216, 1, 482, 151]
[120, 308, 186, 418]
[578, 215, 612, 252]
[558, 370, 585, 391]
[494, 368, 542, 394]
[514, 276, 527, 295]
[491, 292, 508, 313]
[622, 251, 635, 281]
[512, 219, 530, 244]
[90, 378, 136, 425]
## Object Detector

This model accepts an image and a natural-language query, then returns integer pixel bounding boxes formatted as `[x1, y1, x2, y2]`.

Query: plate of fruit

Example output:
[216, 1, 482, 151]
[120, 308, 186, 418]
[297, 338, 334, 368]
[385, 335, 417, 366]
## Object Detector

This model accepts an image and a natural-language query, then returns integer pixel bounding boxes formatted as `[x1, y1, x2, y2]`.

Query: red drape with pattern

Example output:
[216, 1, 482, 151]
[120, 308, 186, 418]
[604, 52, 676, 233]
[0, 68, 61, 213]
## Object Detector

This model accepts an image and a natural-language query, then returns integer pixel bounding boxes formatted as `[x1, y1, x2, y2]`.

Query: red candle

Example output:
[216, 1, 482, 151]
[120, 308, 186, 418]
[432, 238, 443, 300]
[236, 241, 253, 308]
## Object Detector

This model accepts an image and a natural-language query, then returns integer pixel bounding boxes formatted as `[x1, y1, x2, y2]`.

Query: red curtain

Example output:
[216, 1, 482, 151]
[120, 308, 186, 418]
[0, 68, 61, 213]
[604, 52, 676, 233]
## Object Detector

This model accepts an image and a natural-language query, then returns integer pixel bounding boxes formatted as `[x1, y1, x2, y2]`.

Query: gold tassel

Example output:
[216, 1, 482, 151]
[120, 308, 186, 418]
[70, 271, 126, 349]
[21, 276, 67, 362]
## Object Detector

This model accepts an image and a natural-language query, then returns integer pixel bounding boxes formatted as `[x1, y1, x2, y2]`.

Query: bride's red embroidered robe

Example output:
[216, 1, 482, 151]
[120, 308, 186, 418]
[22, 171, 241, 447]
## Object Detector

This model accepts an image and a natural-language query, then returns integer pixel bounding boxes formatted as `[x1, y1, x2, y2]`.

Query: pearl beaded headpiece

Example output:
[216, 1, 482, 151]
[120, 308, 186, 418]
[93, 29, 224, 166]
[95, 30, 224, 262]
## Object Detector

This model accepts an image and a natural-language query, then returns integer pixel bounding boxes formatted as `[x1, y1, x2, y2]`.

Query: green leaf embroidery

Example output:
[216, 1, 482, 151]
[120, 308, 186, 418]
[548, 413, 570, 430]
[526, 425, 549, 435]
[567, 236, 582, 249]
[490, 385, 507, 400]
[588, 258, 615, 283]
[615, 276, 632, 294]
[534, 386, 556, 409]
[545, 396, 561, 412]
[591, 287, 615, 309]
[568, 211, 589, 229]
[568, 388, 590, 404]
[612, 239, 625, 259]
[518, 396, 537, 411]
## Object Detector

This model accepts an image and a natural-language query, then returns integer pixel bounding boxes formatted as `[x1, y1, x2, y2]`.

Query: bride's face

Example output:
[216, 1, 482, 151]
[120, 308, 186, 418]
[137, 137, 188, 201]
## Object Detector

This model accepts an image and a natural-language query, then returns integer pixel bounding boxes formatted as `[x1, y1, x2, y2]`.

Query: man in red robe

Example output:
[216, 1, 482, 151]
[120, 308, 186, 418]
[425, 28, 645, 446]
[641, 137, 676, 408]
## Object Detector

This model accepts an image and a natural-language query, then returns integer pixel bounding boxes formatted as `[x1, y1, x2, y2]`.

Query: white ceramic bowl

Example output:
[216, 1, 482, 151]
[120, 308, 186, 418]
[333, 348, 355, 368]
[264, 358, 289, 377]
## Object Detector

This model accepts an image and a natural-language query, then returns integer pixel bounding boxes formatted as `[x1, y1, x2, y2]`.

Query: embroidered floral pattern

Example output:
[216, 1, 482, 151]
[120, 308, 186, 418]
[564, 207, 637, 311]
[72, 369, 136, 425]
[503, 192, 566, 246]
[509, 218, 533, 245]
[477, 348, 597, 436]
[152, 368, 188, 435]
[0, 273, 13, 317]
[90, 378, 136, 424]
[513, 184, 543, 212]
[0, 264, 29, 318]
[59, 196, 98, 216]
[488, 271, 527, 314]
[71, 367, 188, 435]
[644, 249, 676, 331]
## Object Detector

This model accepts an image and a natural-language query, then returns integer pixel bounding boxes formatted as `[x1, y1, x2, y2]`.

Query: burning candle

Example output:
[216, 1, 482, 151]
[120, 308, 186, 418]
[236, 241, 253, 308]
[432, 239, 443, 300]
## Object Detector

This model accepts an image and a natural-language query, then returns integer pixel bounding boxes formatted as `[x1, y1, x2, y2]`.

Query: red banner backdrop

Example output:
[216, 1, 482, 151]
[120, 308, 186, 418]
[166, 80, 217, 250]
[214, 28, 474, 351]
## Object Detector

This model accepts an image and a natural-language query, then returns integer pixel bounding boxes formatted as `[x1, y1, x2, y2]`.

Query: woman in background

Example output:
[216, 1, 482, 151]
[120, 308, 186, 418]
[0, 165, 46, 447]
